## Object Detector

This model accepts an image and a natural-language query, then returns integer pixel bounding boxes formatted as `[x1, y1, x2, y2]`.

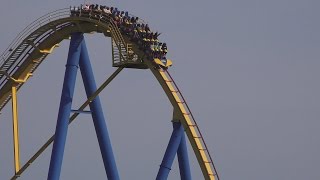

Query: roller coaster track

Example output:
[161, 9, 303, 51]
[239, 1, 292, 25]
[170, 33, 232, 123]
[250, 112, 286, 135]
[0, 7, 219, 180]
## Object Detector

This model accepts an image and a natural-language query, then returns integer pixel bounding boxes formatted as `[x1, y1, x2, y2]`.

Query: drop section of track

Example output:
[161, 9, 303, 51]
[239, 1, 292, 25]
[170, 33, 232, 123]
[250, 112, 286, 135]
[146, 60, 219, 180]
[0, 6, 219, 180]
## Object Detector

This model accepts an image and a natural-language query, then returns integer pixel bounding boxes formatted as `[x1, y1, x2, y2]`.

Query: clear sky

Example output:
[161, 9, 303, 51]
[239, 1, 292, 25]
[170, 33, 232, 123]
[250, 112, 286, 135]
[1, 0, 320, 179]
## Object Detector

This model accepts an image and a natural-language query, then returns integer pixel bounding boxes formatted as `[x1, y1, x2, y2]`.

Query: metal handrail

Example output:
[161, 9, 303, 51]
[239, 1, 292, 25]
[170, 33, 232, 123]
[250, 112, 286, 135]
[0, 8, 70, 67]
[108, 18, 128, 49]
[75, 9, 129, 61]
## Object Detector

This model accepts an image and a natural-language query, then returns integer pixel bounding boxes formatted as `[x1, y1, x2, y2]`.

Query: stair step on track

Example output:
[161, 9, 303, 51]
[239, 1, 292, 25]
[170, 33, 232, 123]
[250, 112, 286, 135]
[4, 63, 13, 67]
[12, 54, 21, 57]
[16, 47, 26, 51]
[8, 59, 17, 63]
[17, 46, 27, 49]
[7, 60, 16, 63]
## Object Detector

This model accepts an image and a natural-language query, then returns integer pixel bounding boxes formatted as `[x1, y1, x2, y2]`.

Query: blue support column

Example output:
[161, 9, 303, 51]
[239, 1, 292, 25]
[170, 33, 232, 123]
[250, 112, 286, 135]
[156, 122, 184, 180]
[79, 40, 120, 180]
[176, 128, 192, 180]
[48, 33, 83, 180]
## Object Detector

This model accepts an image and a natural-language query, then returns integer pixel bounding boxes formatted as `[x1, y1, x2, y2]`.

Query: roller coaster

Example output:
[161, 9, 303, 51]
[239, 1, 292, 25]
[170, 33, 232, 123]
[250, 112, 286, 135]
[0, 5, 219, 180]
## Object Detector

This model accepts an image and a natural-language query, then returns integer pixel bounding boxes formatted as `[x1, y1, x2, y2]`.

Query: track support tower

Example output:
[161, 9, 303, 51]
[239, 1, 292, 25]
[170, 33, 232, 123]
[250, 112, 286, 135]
[48, 33, 119, 180]
[156, 111, 192, 180]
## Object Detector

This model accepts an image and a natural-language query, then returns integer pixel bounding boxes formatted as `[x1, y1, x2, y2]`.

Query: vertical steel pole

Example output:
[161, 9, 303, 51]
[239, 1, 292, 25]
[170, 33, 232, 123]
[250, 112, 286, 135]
[79, 39, 120, 180]
[48, 33, 83, 180]
[11, 85, 21, 174]
[156, 122, 184, 180]
[176, 127, 192, 180]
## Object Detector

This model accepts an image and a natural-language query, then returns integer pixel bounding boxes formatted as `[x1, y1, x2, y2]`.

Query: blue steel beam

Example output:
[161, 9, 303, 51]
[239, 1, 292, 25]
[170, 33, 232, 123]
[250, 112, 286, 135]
[48, 33, 83, 180]
[79, 39, 120, 180]
[156, 122, 184, 180]
[176, 125, 192, 180]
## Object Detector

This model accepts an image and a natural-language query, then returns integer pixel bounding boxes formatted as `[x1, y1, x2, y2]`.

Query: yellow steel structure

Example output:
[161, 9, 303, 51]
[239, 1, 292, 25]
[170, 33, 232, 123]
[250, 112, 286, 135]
[0, 8, 219, 180]
[0, 71, 32, 174]
[154, 58, 173, 68]
[11, 85, 20, 174]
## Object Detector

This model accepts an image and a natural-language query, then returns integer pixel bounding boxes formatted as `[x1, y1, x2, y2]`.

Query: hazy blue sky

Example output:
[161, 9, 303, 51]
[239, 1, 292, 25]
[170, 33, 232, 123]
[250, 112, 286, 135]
[1, 0, 320, 179]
